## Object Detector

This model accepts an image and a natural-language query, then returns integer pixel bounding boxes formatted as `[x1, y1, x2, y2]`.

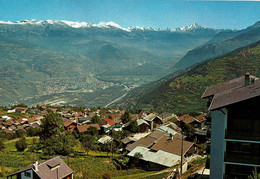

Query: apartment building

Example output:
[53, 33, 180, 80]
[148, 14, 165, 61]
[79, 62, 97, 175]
[202, 74, 260, 179]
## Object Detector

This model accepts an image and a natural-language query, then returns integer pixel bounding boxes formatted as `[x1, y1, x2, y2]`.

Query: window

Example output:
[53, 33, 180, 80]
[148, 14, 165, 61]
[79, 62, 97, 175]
[24, 171, 31, 177]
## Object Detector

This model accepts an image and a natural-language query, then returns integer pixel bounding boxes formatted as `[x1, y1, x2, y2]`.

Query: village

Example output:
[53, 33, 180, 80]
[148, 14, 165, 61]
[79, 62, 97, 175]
[0, 104, 210, 178]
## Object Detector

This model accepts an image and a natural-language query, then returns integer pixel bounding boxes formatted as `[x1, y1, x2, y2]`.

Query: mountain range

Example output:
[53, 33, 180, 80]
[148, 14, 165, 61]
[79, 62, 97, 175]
[1, 19, 260, 109]
[0, 20, 222, 107]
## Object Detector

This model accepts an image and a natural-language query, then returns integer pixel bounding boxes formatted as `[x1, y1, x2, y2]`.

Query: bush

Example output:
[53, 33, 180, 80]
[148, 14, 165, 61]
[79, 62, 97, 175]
[15, 137, 27, 151]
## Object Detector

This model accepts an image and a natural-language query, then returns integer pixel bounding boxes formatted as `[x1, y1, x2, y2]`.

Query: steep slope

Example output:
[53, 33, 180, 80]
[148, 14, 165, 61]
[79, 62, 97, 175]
[115, 41, 260, 113]
[173, 21, 260, 70]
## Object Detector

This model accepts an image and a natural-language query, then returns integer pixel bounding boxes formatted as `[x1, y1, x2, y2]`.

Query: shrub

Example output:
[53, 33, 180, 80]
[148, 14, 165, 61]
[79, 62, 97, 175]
[15, 137, 27, 151]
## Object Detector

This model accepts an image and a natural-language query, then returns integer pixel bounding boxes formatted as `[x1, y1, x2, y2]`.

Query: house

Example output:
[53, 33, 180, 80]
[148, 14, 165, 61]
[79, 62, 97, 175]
[137, 119, 150, 133]
[178, 114, 204, 129]
[76, 124, 101, 133]
[127, 146, 181, 170]
[7, 156, 73, 179]
[151, 134, 194, 157]
[143, 113, 163, 130]
[202, 74, 260, 179]
[125, 130, 165, 152]
[100, 118, 122, 133]
[158, 112, 178, 123]
[64, 120, 77, 131]
[14, 107, 29, 113]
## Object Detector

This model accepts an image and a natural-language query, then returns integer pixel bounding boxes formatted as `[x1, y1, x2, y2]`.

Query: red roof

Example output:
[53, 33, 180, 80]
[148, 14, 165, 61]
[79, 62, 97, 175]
[77, 124, 101, 133]
[104, 118, 116, 126]
[64, 120, 74, 127]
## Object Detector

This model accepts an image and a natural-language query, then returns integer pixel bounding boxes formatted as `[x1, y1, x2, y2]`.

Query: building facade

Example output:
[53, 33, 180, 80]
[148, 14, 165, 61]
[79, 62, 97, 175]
[203, 74, 260, 179]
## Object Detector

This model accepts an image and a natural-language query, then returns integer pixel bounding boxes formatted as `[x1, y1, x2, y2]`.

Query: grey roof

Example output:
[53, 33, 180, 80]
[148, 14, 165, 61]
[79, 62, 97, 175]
[143, 113, 162, 122]
[209, 79, 260, 110]
[157, 125, 177, 136]
[8, 156, 73, 179]
[127, 146, 181, 167]
[202, 75, 259, 99]
[137, 119, 149, 126]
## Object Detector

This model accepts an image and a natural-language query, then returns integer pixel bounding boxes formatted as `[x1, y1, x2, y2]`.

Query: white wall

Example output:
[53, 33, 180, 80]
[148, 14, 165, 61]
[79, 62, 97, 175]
[210, 109, 227, 179]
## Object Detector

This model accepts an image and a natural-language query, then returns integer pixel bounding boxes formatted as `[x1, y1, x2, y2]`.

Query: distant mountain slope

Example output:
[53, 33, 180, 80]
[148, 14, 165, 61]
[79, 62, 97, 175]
[173, 21, 260, 70]
[0, 20, 222, 106]
[115, 41, 260, 113]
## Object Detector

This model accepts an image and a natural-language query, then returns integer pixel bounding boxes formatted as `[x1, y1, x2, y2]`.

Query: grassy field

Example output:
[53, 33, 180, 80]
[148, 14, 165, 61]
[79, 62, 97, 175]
[0, 137, 170, 179]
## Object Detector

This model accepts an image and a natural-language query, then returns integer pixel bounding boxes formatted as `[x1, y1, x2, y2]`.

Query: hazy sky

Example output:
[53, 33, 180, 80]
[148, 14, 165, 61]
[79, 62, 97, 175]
[0, 0, 260, 30]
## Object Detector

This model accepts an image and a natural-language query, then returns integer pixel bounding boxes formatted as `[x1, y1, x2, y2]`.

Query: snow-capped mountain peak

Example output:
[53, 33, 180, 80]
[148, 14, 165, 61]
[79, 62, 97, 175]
[0, 20, 209, 32]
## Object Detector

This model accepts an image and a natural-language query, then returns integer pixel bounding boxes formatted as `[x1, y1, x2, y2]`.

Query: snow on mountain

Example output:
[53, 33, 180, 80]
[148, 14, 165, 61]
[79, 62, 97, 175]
[0, 19, 209, 32]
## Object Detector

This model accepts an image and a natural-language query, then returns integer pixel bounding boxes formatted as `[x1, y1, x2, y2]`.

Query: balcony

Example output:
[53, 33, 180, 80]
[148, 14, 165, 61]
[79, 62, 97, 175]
[224, 151, 260, 165]
[225, 130, 260, 142]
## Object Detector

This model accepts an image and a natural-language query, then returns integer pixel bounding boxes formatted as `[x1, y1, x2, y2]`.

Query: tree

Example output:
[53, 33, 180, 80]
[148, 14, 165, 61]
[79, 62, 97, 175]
[120, 111, 131, 124]
[0, 138, 5, 151]
[91, 115, 101, 124]
[81, 134, 95, 155]
[125, 120, 139, 133]
[15, 137, 27, 151]
[40, 113, 64, 140]
[87, 126, 98, 136]
[39, 113, 76, 155]
[15, 129, 25, 138]
[27, 127, 41, 137]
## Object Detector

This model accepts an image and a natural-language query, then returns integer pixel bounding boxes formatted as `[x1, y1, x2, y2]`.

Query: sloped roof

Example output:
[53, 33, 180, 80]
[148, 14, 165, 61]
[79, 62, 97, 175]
[178, 114, 198, 124]
[77, 124, 100, 132]
[151, 135, 193, 156]
[209, 79, 260, 111]
[7, 156, 73, 179]
[98, 135, 113, 144]
[201, 75, 258, 99]
[121, 137, 137, 144]
[127, 146, 181, 167]
[195, 113, 207, 122]
[137, 119, 149, 126]
[63, 120, 74, 127]
[125, 131, 165, 152]
[104, 118, 116, 126]
[157, 125, 177, 136]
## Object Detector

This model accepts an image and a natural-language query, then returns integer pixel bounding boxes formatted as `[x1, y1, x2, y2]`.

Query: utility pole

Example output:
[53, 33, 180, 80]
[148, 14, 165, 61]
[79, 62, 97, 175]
[180, 130, 183, 178]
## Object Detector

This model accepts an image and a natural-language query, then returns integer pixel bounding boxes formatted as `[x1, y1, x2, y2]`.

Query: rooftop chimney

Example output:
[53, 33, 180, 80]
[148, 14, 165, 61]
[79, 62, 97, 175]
[245, 72, 250, 86]
[33, 161, 39, 171]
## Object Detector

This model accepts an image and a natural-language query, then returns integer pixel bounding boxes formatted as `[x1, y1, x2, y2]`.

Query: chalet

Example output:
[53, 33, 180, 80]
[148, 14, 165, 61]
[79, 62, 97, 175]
[14, 107, 28, 113]
[7, 156, 73, 179]
[64, 120, 77, 131]
[143, 113, 163, 130]
[158, 112, 178, 123]
[178, 114, 201, 128]
[137, 119, 150, 133]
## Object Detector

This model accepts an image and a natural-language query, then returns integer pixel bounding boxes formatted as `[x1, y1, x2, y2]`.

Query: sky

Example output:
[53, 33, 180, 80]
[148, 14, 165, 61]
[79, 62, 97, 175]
[0, 0, 260, 30]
